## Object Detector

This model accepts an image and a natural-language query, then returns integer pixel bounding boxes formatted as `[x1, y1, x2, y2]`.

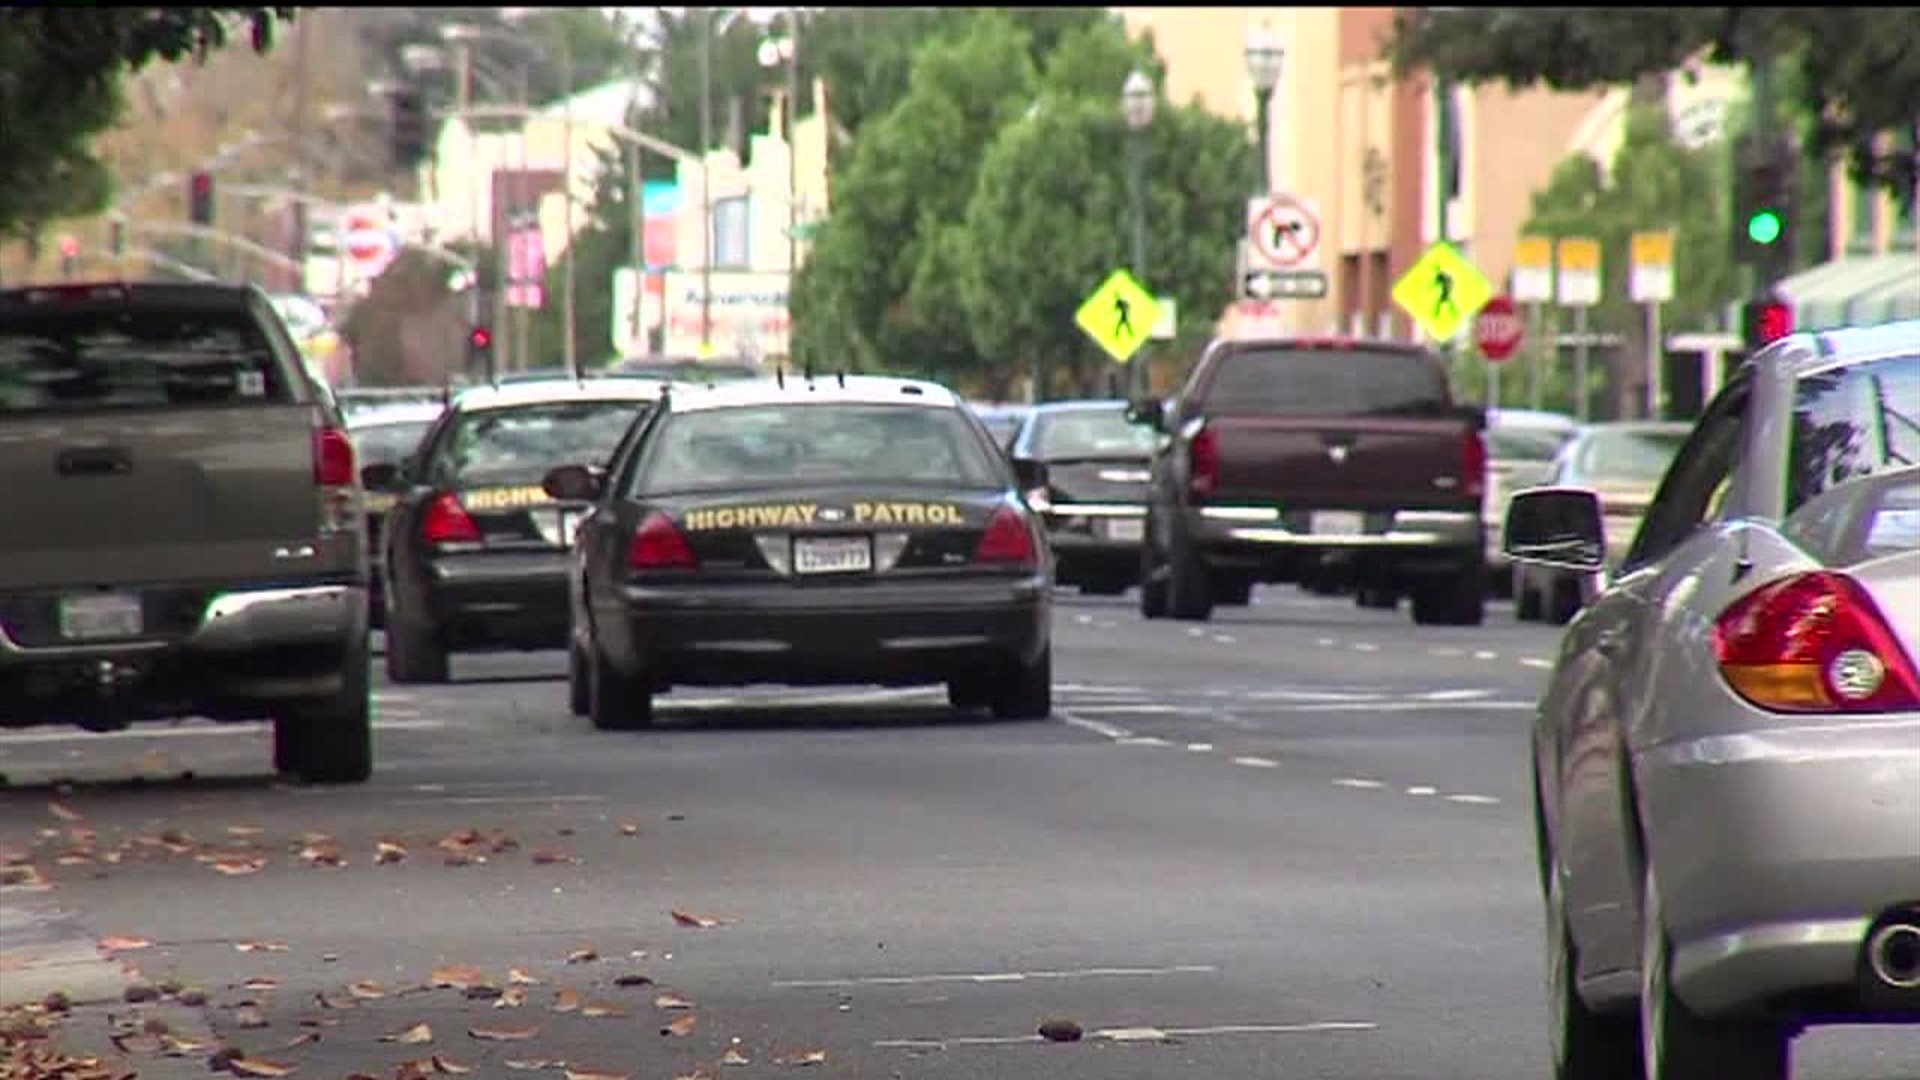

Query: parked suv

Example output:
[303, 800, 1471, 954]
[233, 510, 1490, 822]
[0, 282, 373, 783]
[1134, 336, 1488, 625]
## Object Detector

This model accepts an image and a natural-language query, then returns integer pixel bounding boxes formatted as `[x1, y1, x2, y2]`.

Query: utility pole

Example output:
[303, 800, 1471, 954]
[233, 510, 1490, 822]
[698, 9, 714, 357]
[290, 9, 312, 294]
[785, 8, 801, 277]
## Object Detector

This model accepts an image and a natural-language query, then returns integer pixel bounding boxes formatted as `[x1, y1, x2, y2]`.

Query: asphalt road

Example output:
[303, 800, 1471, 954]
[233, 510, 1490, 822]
[4, 587, 1916, 1080]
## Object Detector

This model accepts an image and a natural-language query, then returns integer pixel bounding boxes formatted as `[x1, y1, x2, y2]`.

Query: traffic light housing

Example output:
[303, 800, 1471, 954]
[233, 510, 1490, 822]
[1741, 298, 1794, 352]
[390, 89, 428, 169]
[189, 171, 214, 226]
[58, 234, 79, 279]
[467, 324, 494, 370]
[1734, 137, 1793, 283]
[108, 218, 126, 258]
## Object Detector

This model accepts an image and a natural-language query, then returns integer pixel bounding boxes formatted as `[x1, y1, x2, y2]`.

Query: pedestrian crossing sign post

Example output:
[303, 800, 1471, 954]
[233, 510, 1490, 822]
[1075, 269, 1161, 365]
[1391, 241, 1494, 344]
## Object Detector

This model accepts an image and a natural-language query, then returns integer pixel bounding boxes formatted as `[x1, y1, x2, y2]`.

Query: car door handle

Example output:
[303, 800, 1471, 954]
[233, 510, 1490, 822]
[55, 446, 133, 477]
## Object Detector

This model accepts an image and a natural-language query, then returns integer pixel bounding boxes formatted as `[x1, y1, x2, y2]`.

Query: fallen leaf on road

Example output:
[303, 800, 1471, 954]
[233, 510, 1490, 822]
[507, 969, 540, 986]
[241, 977, 280, 992]
[312, 992, 356, 1011]
[296, 840, 344, 869]
[381, 1024, 433, 1045]
[213, 857, 267, 877]
[651, 994, 693, 1011]
[1037, 1019, 1083, 1043]
[162, 1035, 214, 1056]
[462, 986, 502, 1002]
[226, 1057, 296, 1078]
[661, 1015, 696, 1038]
[235, 941, 288, 953]
[612, 975, 653, 989]
[1, 864, 50, 890]
[579, 1003, 625, 1019]
[503, 1061, 557, 1072]
[123, 984, 161, 1004]
[775, 1050, 827, 1067]
[279, 1033, 318, 1050]
[493, 988, 527, 1010]
[233, 1006, 270, 1030]
[175, 988, 209, 1007]
[428, 965, 489, 991]
[375, 841, 407, 865]
[563, 1068, 627, 1080]
[669, 911, 725, 929]
[564, 948, 597, 965]
[429, 1056, 470, 1075]
[617, 823, 639, 837]
[347, 981, 386, 1000]
[111, 1033, 165, 1055]
[467, 1027, 539, 1042]
[56, 850, 94, 866]
[98, 935, 151, 952]
[441, 853, 478, 867]
[719, 1048, 751, 1067]
[48, 801, 83, 823]
[550, 989, 582, 1014]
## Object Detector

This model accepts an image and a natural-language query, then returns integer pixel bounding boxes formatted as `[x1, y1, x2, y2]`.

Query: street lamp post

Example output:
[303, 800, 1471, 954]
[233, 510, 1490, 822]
[1122, 70, 1154, 404]
[1244, 27, 1285, 196]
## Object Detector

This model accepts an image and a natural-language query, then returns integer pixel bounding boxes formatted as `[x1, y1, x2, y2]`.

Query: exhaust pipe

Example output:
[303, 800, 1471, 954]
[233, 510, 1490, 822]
[1867, 921, 1920, 990]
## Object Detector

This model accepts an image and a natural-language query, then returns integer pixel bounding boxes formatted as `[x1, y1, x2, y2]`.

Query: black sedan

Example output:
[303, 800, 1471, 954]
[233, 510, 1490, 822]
[1007, 399, 1158, 595]
[366, 378, 672, 683]
[549, 374, 1054, 729]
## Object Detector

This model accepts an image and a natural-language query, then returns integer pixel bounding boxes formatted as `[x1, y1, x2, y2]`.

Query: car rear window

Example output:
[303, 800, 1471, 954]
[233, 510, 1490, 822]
[1789, 353, 1920, 511]
[0, 307, 293, 414]
[1488, 427, 1572, 461]
[634, 403, 1003, 495]
[431, 400, 650, 489]
[1572, 428, 1688, 482]
[1862, 474, 1920, 558]
[1035, 407, 1157, 459]
[351, 420, 433, 468]
[1200, 346, 1451, 416]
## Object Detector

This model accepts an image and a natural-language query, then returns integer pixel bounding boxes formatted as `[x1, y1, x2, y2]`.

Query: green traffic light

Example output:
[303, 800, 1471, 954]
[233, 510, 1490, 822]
[1747, 208, 1784, 245]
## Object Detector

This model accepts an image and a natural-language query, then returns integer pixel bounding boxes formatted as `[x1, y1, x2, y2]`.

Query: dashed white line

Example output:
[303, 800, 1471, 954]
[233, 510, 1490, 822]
[1406, 786, 1437, 797]
[1352, 642, 1381, 653]
[1428, 647, 1467, 658]
[1057, 684, 1149, 696]
[1416, 688, 1493, 701]
[873, 1020, 1375, 1050]
[1070, 704, 1182, 715]
[1211, 634, 1238, 645]
[1473, 650, 1499, 660]
[1186, 743, 1214, 752]
[1186, 628, 1206, 638]
[1060, 714, 1132, 741]
[392, 794, 609, 807]
[775, 964, 1217, 990]
[1521, 657, 1554, 670]
[1332, 778, 1385, 790]
[1316, 638, 1337, 648]
[1281, 701, 1533, 713]
[1445, 794, 1502, 806]
[1230, 755, 1279, 769]
[1116, 736, 1173, 748]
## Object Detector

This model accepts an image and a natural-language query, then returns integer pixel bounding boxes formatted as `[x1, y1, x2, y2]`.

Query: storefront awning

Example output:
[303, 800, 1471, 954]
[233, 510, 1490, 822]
[1776, 254, 1920, 330]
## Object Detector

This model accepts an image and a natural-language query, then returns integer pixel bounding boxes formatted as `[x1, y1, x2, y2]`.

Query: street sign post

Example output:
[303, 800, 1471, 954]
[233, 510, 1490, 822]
[1075, 269, 1161, 366]
[1556, 236, 1602, 420]
[1631, 229, 1676, 418]
[1246, 194, 1321, 271]
[1512, 235, 1555, 409]
[1390, 241, 1494, 344]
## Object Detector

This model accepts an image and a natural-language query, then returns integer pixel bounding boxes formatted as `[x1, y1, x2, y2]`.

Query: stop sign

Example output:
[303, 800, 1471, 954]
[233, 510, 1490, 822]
[341, 205, 398, 278]
[1475, 294, 1524, 362]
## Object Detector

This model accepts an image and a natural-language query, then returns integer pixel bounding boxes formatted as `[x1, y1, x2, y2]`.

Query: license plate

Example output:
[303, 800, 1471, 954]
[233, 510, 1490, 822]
[1311, 511, 1365, 537]
[1103, 518, 1145, 542]
[793, 535, 873, 575]
[59, 592, 143, 640]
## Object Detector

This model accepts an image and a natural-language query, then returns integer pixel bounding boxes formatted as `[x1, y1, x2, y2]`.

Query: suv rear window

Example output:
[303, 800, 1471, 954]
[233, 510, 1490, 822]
[1789, 353, 1920, 511]
[634, 403, 1003, 495]
[0, 308, 293, 414]
[430, 400, 651, 489]
[1201, 346, 1450, 416]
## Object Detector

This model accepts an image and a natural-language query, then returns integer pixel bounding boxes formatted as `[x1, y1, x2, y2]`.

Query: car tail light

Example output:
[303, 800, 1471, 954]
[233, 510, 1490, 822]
[629, 512, 698, 571]
[314, 426, 356, 487]
[422, 493, 482, 544]
[974, 506, 1038, 568]
[1462, 429, 1487, 500]
[1714, 571, 1920, 713]
[1189, 424, 1220, 495]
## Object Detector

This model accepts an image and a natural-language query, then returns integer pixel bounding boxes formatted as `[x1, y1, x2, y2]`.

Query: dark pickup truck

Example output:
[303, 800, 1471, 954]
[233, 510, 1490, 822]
[1132, 336, 1488, 626]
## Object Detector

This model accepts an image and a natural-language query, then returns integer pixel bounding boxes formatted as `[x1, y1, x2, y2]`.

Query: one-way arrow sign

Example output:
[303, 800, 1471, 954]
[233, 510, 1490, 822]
[1244, 269, 1328, 301]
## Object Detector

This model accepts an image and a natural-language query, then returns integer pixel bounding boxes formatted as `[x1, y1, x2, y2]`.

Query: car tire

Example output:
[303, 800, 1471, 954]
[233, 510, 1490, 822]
[1640, 868, 1791, 1080]
[273, 640, 373, 785]
[1138, 529, 1169, 619]
[567, 639, 591, 718]
[991, 646, 1052, 721]
[1168, 532, 1214, 622]
[589, 646, 654, 731]
[385, 616, 449, 685]
[1545, 865, 1641, 1079]
[1356, 585, 1398, 610]
[1547, 578, 1582, 625]
[1412, 567, 1485, 627]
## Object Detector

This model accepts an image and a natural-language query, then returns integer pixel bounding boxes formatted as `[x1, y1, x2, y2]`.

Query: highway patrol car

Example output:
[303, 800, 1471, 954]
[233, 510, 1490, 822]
[369, 378, 673, 683]
[547, 374, 1054, 729]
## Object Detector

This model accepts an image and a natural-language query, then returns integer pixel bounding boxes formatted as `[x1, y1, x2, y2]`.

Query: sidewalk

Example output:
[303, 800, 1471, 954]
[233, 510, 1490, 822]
[0, 897, 131, 1009]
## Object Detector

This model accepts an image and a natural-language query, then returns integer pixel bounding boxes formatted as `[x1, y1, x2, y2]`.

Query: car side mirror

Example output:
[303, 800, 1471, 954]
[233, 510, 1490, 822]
[1503, 487, 1606, 572]
[1010, 458, 1049, 493]
[1127, 397, 1165, 432]
[360, 462, 400, 491]
[543, 464, 605, 503]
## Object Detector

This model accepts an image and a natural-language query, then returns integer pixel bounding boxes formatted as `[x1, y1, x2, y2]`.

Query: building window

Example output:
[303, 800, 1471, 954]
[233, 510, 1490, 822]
[711, 195, 751, 269]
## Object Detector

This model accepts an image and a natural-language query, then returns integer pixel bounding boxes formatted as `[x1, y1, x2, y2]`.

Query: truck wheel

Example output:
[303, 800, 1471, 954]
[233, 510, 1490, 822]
[991, 646, 1052, 720]
[1412, 569, 1485, 627]
[567, 640, 591, 718]
[274, 639, 373, 785]
[385, 617, 449, 685]
[589, 647, 654, 731]
[1168, 533, 1214, 622]
[1138, 532, 1169, 619]
[1547, 579, 1583, 625]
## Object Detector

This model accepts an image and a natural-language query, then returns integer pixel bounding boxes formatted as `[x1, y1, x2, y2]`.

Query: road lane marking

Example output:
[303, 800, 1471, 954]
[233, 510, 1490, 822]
[1352, 642, 1380, 653]
[1473, 650, 1499, 660]
[1277, 701, 1533, 713]
[1210, 634, 1237, 644]
[1444, 794, 1502, 806]
[1248, 690, 1385, 703]
[775, 964, 1217, 990]
[391, 794, 608, 807]
[1058, 684, 1149, 696]
[1316, 638, 1336, 647]
[664, 687, 940, 711]
[1521, 657, 1554, 669]
[0, 719, 446, 744]
[1070, 704, 1181, 715]
[1230, 756, 1279, 769]
[1416, 689, 1493, 701]
[873, 1019, 1375, 1050]
[1428, 647, 1467, 658]
[1332, 778, 1384, 790]
[1186, 743, 1214, 752]
[1059, 714, 1132, 741]
[1407, 786, 1437, 797]
[1116, 736, 1172, 748]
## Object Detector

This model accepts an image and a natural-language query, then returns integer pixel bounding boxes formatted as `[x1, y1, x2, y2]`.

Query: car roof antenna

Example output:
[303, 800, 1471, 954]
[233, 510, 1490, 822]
[775, 365, 786, 390]
[836, 369, 846, 388]
[803, 357, 814, 383]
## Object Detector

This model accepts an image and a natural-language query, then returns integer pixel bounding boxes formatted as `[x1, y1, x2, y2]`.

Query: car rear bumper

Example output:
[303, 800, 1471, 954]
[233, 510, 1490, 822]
[425, 551, 570, 649]
[1638, 718, 1920, 1017]
[599, 574, 1051, 687]
[1185, 505, 1482, 580]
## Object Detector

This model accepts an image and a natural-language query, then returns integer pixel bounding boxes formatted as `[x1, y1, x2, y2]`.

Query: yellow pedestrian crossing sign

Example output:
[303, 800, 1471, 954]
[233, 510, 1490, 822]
[1075, 269, 1161, 365]
[1391, 242, 1493, 343]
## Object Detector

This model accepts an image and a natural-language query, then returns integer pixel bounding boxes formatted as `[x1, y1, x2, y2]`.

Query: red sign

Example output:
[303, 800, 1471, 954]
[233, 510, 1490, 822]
[1475, 294, 1524, 362]
[341, 206, 399, 277]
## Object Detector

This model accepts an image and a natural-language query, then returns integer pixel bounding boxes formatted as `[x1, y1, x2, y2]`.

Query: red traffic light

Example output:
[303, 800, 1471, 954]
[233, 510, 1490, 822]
[1742, 300, 1794, 349]
[191, 171, 212, 197]
[58, 234, 80, 258]
[469, 326, 493, 349]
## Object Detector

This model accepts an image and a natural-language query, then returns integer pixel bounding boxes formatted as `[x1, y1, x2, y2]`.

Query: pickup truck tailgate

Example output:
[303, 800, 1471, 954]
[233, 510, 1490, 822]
[0, 406, 324, 590]
[1207, 416, 1476, 511]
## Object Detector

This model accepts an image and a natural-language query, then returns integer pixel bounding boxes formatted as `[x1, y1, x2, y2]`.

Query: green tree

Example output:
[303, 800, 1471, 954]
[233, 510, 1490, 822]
[1385, 8, 1919, 206]
[0, 8, 293, 244]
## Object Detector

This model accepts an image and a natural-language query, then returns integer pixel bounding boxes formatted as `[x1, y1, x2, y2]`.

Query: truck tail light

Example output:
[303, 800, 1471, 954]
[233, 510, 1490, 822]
[1462, 429, 1487, 500]
[973, 506, 1038, 568]
[422, 492, 482, 544]
[1714, 571, 1920, 713]
[629, 512, 698, 571]
[314, 425, 357, 533]
[1189, 424, 1220, 495]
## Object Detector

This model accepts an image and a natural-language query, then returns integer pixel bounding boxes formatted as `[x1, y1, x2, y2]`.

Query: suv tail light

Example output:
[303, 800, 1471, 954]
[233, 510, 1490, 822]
[630, 512, 698, 571]
[1189, 424, 1220, 495]
[1714, 571, 1920, 713]
[1461, 429, 1487, 500]
[974, 506, 1038, 568]
[422, 493, 482, 544]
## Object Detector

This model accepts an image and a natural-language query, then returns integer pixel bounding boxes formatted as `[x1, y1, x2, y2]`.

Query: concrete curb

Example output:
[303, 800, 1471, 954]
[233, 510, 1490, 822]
[0, 898, 132, 1009]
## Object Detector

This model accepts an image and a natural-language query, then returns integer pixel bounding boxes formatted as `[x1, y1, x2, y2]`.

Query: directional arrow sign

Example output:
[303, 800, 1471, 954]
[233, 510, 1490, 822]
[1244, 270, 1328, 301]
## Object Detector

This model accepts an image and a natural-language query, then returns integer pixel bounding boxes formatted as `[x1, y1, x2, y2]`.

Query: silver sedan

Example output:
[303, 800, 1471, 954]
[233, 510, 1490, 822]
[1504, 319, 1920, 1079]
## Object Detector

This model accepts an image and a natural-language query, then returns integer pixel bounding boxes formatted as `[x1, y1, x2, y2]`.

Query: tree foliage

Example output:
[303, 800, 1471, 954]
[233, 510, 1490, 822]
[1386, 8, 1920, 206]
[0, 8, 293, 242]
